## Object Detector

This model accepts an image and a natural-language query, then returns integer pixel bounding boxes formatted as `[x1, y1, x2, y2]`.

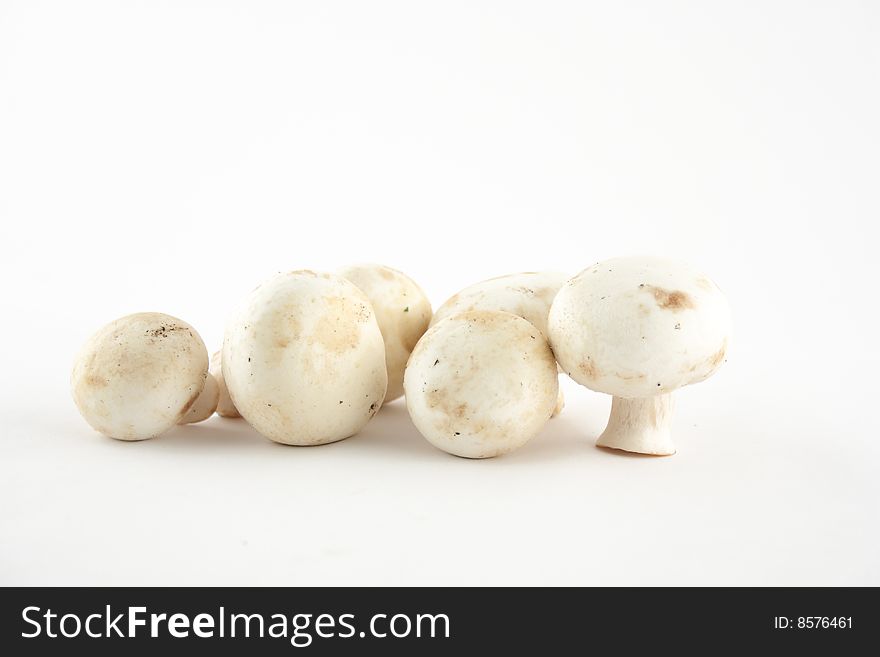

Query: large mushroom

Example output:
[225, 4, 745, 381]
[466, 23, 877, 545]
[548, 256, 731, 455]
[432, 271, 569, 415]
[71, 312, 210, 440]
[338, 263, 432, 404]
[404, 310, 558, 458]
[222, 270, 387, 445]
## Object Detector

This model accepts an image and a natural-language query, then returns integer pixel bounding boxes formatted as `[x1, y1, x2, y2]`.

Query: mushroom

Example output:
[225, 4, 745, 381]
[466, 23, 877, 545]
[209, 350, 240, 418]
[404, 310, 559, 458]
[71, 312, 210, 440]
[431, 271, 569, 415]
[431, 271, 568, 334]
[547, 256, 731, 455]
[222, 270, 387, 445]
[338, 263, 432, 403]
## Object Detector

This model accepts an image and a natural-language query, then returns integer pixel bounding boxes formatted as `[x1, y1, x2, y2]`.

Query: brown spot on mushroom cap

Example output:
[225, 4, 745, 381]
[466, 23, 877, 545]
[85, 374, 108, 388]
[425, 387, 445, 410]
[708, 339, 728, 369]
[271, 311, 301, 350]
[145, 323, 188, 339]
[579, 358, 600, 379]
[309, 296, 370, 354]
[644, 285, 695, 312]
[424, 387, 468, 436]
[683, 339, 729, 378]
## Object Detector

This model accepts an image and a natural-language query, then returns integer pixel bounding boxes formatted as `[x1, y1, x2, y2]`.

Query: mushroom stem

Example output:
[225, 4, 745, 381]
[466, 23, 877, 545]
[179, 374, 219, 424]
[551, 386, 565, 417]
[596, 394, 676, 455]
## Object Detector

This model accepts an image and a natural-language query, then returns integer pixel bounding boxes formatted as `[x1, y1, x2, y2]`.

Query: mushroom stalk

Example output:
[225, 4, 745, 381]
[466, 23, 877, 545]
[596, 394, 676, 456]
[551, 387, 565, 417]
[179, 374, 219, 424]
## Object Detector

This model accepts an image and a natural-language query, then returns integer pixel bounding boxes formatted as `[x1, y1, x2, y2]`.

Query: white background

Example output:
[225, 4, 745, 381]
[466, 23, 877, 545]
[1, 1, 878, 585]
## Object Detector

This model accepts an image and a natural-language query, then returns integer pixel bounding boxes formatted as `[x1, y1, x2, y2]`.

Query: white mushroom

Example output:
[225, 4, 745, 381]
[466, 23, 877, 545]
[548, 256, 732, 455]
[223, 270, 387, 445]
[338, 263, 432, 403]
[404, 310, 559, 458]
[431, 271, 568, 335]
[210, 350, 240, 418]
[71, 312, 210, 441]
[431, 271, 569, 415]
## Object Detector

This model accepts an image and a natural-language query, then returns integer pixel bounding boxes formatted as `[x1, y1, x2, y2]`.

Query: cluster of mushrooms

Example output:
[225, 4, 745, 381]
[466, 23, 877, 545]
[71, 256, 731, 457]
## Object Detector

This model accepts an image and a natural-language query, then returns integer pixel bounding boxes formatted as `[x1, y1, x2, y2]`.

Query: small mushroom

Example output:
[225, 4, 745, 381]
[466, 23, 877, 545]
[223, 270, 387, 445]
[209, 350, 240, 418]
[71, 312, 210, 440]
[338, 263, 432, 403]
[431, 271, 569, 415]
[404, 310, 559, 458]
[548, 256, 731, 455]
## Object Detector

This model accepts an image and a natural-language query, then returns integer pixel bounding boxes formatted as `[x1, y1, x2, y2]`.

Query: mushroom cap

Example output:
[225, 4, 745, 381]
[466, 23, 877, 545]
[71, 312, 209, 440]
[548, 256, 731, 398]
[222, 270, 388, 445]
[338, 263, 432, 403]
[210, 350, 240, 418]
[431, 271, 568, 338]
[404, 310, 558, 458]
